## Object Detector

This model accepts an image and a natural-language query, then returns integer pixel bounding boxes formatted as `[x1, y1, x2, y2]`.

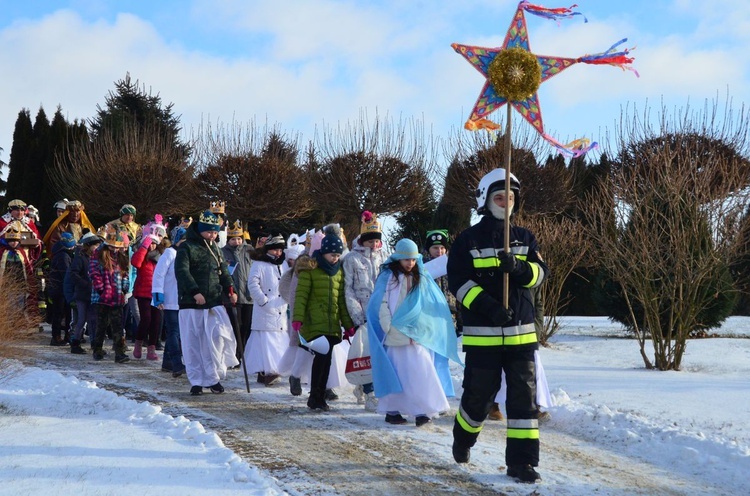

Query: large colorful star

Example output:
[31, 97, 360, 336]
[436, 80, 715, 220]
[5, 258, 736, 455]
[453, 2, 636, 157]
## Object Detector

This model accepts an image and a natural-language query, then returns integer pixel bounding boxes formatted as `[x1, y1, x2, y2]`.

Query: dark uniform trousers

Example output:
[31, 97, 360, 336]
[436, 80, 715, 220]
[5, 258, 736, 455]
[454, 348, 539, 466]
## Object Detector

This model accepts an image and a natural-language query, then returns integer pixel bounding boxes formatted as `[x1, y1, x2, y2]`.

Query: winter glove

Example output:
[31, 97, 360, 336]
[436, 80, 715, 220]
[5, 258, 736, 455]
[490, 306, 514, 326]
[498, 250, 517, 273]
[292, 321, 302, 332]
[141, 235, 158, 249]
[344, 327, 357, 339]
[152, 292, 165, 307]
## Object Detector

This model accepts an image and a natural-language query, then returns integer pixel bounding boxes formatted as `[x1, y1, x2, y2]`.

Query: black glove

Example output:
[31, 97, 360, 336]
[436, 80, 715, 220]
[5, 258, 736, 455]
[490, 306, 514, 326]
[498, 251, 517, 273]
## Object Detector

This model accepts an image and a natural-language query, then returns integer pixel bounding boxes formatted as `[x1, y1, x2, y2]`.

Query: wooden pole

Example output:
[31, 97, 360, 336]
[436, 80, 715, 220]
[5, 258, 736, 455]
[503, 104, 512, 308]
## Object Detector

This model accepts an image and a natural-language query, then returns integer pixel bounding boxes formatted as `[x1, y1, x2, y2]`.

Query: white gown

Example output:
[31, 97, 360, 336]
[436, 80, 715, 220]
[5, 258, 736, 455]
[179, 306, 239, 387]
[495, 350, 553, 409]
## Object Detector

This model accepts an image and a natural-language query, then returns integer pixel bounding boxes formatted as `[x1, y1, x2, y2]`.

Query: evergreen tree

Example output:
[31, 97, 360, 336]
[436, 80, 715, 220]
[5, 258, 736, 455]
[17, 107, 51, 212]
[5, 110, 34, 201]
[90, 73, 188, 156]
[57, 74, 195, 223]
[0, 146, 6, 194]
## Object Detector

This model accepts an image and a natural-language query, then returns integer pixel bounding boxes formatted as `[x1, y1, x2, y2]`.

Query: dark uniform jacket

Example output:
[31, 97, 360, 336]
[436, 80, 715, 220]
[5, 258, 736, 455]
[174, 225, 234, 310]
[447, 215, 547, 352]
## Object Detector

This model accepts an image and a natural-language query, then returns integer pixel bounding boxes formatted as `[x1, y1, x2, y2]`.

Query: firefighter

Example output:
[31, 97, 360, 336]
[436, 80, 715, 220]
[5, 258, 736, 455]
[447, 168, 548, 483]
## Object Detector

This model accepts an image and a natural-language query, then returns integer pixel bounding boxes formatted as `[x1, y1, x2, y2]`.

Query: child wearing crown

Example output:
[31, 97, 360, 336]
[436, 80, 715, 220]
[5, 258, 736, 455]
[174, 210, 239, 396]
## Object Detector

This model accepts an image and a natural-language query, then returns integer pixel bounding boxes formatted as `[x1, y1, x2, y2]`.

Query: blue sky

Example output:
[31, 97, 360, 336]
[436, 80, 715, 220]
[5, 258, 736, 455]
[1, 0, 748, 169]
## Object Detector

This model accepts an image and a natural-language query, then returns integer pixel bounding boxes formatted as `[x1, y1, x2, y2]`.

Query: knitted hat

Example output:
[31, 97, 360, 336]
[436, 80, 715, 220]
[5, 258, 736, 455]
[390, 238, 420, 261]
[197, 210, 221, 233]
[264, 234, 286, 251]
[80, 231, 101, 246]
[425, 229, 450, 249]
[227, 220, 244, 238]
[320, 233, 344, 255]
[359, 211, 382, 243]
[172, 227, 187, 244]
[59, 232, 76, 249]
[120, 204, 136, 216]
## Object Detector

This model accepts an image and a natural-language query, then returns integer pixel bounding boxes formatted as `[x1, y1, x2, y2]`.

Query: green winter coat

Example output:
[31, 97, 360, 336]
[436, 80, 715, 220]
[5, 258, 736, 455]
[293, 263, 353, 343]
[174, 225, 234, 309]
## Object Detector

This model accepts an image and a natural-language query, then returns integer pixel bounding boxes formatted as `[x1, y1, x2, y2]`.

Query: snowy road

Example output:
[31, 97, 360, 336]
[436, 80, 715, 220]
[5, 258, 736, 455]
[18, 329, 734, 496]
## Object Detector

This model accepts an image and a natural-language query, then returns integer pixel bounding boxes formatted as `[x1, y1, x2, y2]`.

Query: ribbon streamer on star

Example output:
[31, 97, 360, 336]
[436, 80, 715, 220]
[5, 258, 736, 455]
[452, 1, 638, 157]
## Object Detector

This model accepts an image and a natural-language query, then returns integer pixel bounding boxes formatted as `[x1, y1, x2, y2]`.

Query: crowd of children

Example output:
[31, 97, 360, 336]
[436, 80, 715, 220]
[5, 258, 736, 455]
[1, 171, 552, 483]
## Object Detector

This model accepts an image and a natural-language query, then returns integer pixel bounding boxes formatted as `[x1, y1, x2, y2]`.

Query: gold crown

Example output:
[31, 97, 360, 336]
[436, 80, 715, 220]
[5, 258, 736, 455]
[227, 220, 244, 238]
[2, 221, 23, 240]
[360, 211, 382, 235]
[8, 199, 26, 209]
[209, 200, 226, 215]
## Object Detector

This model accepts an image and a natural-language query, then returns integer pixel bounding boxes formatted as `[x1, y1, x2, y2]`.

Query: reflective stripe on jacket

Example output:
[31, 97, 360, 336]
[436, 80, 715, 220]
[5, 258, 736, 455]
[447, 215, 548, 352]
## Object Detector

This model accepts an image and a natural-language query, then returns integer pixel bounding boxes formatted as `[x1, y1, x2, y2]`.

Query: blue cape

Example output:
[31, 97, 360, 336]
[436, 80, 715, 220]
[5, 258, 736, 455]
[365, 259, 463, 398]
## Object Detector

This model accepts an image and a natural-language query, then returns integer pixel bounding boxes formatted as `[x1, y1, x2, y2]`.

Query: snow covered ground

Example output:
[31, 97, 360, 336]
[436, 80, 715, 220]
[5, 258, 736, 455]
[1, 316, 748, 495]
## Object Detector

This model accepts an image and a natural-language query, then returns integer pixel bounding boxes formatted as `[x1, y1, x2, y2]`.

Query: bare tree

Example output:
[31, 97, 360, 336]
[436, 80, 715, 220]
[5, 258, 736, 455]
[191, 120, 311, 224]
[52, 120, 198, 226]
[516, 214, 590, 345]
[306, 114, 435, 238]
[582, 101, 750, 370]
[440, 127, 568, 216]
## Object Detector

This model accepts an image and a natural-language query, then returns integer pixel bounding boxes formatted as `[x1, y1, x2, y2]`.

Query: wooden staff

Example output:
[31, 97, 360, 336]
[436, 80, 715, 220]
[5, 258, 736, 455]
[503, 104, 512, 309]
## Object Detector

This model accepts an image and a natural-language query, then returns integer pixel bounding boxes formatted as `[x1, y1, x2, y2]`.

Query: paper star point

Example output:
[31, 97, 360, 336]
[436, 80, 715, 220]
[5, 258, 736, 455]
[453, 2, 637, 157]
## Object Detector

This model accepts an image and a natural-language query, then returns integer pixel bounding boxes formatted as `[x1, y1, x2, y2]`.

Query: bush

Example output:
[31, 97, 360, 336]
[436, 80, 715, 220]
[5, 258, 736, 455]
[0, 272, 42, 360]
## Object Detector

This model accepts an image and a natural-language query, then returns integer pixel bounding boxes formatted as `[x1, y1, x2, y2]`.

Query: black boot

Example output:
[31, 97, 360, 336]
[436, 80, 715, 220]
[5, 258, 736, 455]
[307, 389, 329, 411]
[507, 464, 541, 483]
[452, 441, 471, 464]
[70, 340, 86, 354]
[289, 376, 302, 396]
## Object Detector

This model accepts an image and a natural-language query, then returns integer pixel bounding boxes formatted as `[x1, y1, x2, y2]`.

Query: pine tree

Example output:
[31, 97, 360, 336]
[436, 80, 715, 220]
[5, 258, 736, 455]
[56, 73, 195, 224]
[5, 110, 34, 201]
[23, 108, 51, 212]
[90, 72, 188, 156]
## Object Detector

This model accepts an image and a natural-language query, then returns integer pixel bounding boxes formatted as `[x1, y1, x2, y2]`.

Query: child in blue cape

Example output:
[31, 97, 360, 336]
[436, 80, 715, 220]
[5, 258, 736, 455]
[366, 238, 462, 426]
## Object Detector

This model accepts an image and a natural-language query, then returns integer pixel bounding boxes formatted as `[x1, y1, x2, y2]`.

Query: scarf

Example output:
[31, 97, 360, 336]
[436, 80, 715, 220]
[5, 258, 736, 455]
[314, 250, 341, 276]
[259, 252, 285, 266]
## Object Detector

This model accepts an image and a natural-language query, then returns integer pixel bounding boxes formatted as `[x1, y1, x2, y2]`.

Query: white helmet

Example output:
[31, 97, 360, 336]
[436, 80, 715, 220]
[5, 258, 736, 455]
[475, 168, 521, 215]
